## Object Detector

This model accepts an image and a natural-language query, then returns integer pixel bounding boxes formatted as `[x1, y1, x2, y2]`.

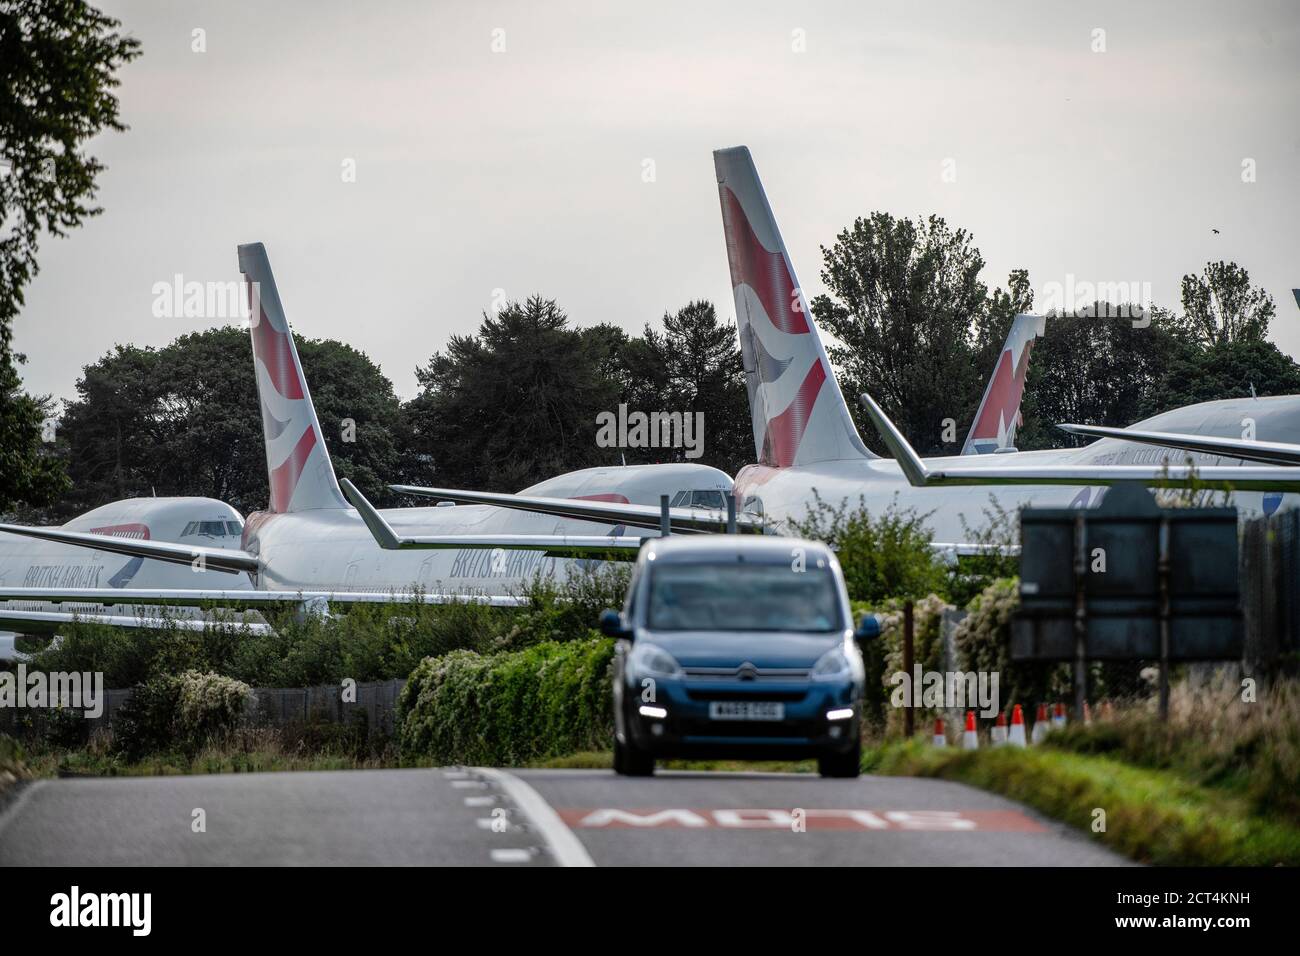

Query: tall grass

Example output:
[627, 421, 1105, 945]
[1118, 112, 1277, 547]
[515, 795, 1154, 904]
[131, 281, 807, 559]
[1046, 673, 1300, 824]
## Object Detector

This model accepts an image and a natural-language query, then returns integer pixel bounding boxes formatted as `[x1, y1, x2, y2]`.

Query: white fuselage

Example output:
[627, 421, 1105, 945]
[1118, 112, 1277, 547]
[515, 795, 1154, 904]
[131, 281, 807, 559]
[737, 396, 1300, 538]
[0, 497, 253, 597]
[246, 462, 732, 595]
[0, 497, 254, 647]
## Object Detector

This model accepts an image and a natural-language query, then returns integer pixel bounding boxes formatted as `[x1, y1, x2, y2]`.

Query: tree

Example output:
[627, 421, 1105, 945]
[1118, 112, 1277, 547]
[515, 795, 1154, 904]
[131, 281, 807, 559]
[405, 296, 623, 491]
[0, 0, 138, 511]
[1015, 309, 1185, 450]
[972, 268, 1034, 377]
[56, 327, 404, 517]
[811, 212, 1026, 454]
[1, 347, 66, 513]
[617, 301, 750, 475]
[1137, 337, 1300, 417]
[1175, 260, 1275, 347]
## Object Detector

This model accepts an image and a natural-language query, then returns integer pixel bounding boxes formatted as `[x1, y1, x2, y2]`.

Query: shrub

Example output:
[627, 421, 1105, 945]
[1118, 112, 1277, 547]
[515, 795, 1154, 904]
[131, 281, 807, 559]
[952, 577, 1067, 714]
[397, 638, 615, 765]
[176, 671, 251, 743]
[502, 564, 631, 651]
[873, 593, 954, 733]
[112, 674, 184, 760]
[113, 670, 250, 759]
[24, 586, 611, 689]
[948, 497, 1021, 606]
[0, 733, 25, 786]
[788, 494, 947, 603]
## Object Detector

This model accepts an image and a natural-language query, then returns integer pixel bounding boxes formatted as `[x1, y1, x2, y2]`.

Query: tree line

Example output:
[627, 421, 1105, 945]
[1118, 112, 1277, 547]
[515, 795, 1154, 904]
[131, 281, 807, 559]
[8, 243, 1290, 522]
[25, 298, 751, 520]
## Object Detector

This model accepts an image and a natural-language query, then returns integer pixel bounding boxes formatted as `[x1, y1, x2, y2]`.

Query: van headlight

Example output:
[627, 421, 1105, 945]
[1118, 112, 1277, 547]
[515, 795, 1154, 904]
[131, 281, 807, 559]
[811, 645, 852, 680]
[628, 642, 683, 679]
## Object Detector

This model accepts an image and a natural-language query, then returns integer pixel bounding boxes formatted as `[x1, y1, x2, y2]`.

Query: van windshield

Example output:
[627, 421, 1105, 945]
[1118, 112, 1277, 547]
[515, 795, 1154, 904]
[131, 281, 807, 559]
[647, 563, 843, 632]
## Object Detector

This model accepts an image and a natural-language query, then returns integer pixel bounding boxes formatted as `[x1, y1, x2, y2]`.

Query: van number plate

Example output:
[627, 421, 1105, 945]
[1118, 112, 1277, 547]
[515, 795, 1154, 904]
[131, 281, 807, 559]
[708, 701, 784, 721]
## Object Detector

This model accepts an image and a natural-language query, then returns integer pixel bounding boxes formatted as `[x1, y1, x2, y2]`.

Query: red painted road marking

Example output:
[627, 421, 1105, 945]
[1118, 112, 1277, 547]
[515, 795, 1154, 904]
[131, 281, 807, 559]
[557, 808, 1046, 832]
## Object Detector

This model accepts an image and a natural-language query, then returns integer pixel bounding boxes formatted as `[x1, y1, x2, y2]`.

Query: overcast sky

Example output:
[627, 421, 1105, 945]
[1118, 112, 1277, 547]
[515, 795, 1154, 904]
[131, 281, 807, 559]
[13, 0, 1300, 404]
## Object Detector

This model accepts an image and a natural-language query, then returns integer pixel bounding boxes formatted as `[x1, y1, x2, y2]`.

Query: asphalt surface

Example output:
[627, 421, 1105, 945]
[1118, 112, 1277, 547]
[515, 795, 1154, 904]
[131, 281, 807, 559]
[0, 767, 1130, 866]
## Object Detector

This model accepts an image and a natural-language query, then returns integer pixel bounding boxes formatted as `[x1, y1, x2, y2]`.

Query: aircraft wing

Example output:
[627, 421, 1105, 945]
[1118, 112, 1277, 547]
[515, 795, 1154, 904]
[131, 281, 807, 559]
[387, 483, 763, 534]
[343, 480, 645, 560]
[0, 523, 259, 574]
[0, 607, 276, 637]
[860, 393, 1300, 493]
[930, 542, 1021, 557]
[1058, 422, 1300, 467]
[0, 587, 527, 609]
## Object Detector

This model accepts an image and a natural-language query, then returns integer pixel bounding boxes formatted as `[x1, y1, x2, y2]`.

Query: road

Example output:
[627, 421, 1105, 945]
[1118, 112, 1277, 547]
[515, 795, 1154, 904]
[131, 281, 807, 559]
[0, 767, 1129, 866]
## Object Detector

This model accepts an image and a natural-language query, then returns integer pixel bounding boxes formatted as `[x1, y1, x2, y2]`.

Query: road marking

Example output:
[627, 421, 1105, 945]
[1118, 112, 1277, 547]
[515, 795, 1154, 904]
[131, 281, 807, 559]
[474, 768, 596, 867]
[464, 795, 496, 807]
[556, 808, 1046, 832]
[451, 779, 487, 789]
[0, 779, 46, 842]
[490, 848, 535, 863]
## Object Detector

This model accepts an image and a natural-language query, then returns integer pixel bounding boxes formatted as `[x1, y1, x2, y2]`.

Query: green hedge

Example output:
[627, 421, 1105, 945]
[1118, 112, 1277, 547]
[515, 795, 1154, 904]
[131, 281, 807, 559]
[396, 637, 615, 765]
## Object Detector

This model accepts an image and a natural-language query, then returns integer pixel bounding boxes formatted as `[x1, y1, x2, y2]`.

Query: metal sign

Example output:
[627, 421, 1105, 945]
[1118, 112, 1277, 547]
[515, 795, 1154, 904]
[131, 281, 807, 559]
[1012, 482, 1242, 717]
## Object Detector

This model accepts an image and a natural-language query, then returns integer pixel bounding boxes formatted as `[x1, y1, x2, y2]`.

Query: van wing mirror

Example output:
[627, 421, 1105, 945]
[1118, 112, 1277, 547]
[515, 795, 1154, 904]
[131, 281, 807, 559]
[854, 613, 881, 643]
[599, 608, 632, 639]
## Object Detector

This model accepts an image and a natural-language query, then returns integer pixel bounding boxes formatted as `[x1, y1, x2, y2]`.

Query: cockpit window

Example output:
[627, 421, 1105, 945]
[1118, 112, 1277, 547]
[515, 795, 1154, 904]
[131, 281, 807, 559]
[691, 490, 725, 509]
[226, 521, 243, 537]
[669, 489, 726, 510]
[182, 521, 234, 537]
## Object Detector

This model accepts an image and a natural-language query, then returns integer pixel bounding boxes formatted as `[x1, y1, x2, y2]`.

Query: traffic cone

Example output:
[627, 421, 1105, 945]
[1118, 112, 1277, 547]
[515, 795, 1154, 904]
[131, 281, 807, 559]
[1083, 700, 1093, 725]
[1052, 702, 1067, 730]
[1008, 705, 1027, 747]
[932, 717, 946, 747]
[991, 711, 1008, 746]
[1101, 700, 1115, 722]
[1031, 703, 1049, 744]
[962, 710, 978, 750]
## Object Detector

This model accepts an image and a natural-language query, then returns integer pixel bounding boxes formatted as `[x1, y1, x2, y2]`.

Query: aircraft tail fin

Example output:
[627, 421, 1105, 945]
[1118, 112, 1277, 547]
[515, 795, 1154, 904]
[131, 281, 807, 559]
[714, 146, 873, 467]
[238, 243, 347, 513]
[961, 313, 1045, 455]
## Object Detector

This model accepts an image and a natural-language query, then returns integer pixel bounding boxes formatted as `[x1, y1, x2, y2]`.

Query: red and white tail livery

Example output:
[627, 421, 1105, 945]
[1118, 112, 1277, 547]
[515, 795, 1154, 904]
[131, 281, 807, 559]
[239, 243, 348, 513]
[962, 313, 1045, 455]
[715, 146, 872, 468]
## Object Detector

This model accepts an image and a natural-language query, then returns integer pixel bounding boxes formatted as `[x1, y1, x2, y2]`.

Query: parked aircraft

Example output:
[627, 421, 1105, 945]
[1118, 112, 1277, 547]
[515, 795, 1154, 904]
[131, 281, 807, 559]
[711, 145, 1300, 538]
[391, 147, 1300, 547]
[0, 244, 747, 629]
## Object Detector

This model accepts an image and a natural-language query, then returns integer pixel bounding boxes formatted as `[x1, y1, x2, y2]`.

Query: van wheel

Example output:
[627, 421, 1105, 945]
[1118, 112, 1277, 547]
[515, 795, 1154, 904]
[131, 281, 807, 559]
[614, 737, 655, 776]
[818, 740, 861, 778]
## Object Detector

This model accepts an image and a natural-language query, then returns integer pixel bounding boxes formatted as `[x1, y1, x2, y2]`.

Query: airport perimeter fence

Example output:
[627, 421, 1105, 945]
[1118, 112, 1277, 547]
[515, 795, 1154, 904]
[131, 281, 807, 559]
[1, 679, 407, 743]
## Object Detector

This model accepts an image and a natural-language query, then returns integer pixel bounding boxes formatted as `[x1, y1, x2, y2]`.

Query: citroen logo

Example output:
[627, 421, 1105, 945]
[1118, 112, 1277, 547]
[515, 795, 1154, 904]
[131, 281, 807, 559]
[737, 662, 759, 681]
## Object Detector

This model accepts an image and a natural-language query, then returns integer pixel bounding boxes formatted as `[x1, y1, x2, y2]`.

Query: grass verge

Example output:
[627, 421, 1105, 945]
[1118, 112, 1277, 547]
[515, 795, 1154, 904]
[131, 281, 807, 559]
[863, 739, 1300, 866]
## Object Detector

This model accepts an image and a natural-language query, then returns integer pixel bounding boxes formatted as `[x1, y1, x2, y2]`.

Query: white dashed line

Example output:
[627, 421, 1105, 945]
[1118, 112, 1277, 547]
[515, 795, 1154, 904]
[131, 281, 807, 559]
[464, 795, 495, 807]
[473, 767, 595, 867]
[490, 848, 534, 863]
